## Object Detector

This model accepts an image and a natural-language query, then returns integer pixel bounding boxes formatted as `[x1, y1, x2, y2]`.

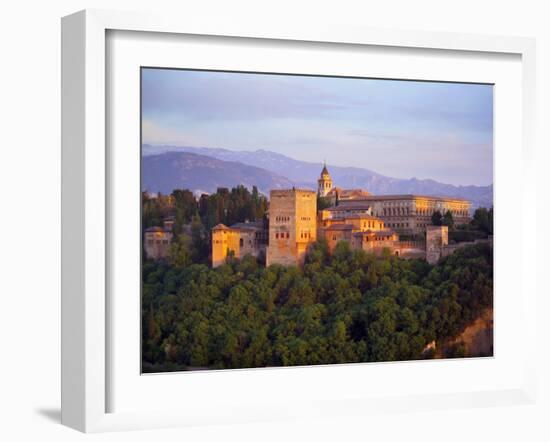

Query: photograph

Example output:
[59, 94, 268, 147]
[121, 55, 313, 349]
[1, 0, 545, 439]
[140, 68, 494, 373]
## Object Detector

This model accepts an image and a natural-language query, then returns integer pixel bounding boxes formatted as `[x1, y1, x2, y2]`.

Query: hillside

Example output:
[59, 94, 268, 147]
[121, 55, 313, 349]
[437, 308, 494, 358]
[143, 144, 493, 208]
[141, 151, 296, 195]
[142, 144, 493, 207]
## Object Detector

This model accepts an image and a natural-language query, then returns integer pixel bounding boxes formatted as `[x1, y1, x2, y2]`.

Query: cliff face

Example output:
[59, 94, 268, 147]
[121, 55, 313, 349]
[438, 309, 494, 358]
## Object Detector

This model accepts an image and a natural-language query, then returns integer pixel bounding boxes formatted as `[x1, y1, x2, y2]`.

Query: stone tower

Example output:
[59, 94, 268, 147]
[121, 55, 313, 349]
[211, 224, 239, 267]
[266, 189, 317, 267]
[317, 163, 333, 197]
[426, 225, 449, 264]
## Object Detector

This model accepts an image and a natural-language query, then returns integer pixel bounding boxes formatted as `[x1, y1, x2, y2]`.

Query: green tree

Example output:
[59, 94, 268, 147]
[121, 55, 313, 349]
[143, 305, 162, 362]
[172, 189, 198, 232]
[142, 191, 164, 228]
[317, 195, 333, 210]
[190, 215, 209, 263]
[471, 207, 493, 234]
[442, 211, 454, 229]
[168, 233, 193, 268]
[431, 210, 443, 226]
[141, 237, 493, 372]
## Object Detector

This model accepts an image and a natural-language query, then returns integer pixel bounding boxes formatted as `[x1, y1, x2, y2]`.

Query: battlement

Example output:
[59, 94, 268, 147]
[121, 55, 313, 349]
[270, 189, 316, 198]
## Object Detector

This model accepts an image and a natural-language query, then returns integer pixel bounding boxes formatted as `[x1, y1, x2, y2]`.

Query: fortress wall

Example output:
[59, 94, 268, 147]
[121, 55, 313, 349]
[440, 237, 493, 259]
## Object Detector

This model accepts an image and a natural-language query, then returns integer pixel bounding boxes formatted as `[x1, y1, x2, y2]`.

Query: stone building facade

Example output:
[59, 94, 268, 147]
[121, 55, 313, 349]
[352, 229, 400, 256]
[210, 164, 474, 267]
[212, 189, 317, 268]
[347, 195, 471, 235]
[319, 204, 373, 222]
[317, 206, 398, 255]
[320, 219, 399, 256]
[426, 225, 449, 264]
[266, 189, 317, 267]
[144, 226, 173, 260]
[317, 165, 471, 235]
[324, 188, 371, 204]
[211, 221, 267, 268]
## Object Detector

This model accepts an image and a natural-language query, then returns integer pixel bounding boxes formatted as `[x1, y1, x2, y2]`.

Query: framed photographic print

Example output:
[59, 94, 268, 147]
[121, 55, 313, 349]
[61, 9, 537, 432]
[140, 67, 493, 373]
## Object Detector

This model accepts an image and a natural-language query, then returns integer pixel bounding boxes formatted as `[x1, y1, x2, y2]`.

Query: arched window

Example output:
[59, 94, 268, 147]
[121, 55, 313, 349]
[239, 238, 243, 247]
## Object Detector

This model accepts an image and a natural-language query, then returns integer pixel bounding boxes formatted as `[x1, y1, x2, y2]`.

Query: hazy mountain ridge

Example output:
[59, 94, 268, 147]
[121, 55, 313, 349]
[142, 145, 493, 207]
[142, 151, 297, 196]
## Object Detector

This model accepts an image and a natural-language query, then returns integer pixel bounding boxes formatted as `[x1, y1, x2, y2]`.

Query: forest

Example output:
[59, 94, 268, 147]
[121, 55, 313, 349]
[142, 240, 493, 372]
[141, 185, 493, 371]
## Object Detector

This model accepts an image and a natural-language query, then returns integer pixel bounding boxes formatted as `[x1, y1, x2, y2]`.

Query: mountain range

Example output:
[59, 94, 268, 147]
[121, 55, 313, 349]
[142, 151, 295, 197]
[142, 145, 493, 208]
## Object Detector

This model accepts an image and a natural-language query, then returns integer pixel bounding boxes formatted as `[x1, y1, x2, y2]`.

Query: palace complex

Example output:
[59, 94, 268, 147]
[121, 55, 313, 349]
[143, 163, 478, 266]
[209, 164, 473, 267]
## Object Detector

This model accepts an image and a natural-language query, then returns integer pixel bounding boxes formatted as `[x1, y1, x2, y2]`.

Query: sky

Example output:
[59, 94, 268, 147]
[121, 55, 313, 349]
[141, 68, 493, 187]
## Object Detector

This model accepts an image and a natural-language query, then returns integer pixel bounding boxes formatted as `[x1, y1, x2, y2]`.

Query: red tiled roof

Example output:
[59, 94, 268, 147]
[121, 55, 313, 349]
[341, 214, 380, 220]
[145, 226, 170, 233]
[325, 204, 371, 212]
[212, 223, 230, 230]
[348, 194, 470, 202]
[353, 229, 395, 237]
[324, 223, 354, 231]
[230, 221, 264, 230]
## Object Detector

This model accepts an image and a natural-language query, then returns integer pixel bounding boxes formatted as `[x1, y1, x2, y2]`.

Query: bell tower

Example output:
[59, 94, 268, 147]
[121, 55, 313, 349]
[317, 163, 333, 197]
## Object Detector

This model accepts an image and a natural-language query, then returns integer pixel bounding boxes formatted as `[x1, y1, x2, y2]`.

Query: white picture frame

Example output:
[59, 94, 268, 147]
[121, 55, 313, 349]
[61, 9, 537, 433]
